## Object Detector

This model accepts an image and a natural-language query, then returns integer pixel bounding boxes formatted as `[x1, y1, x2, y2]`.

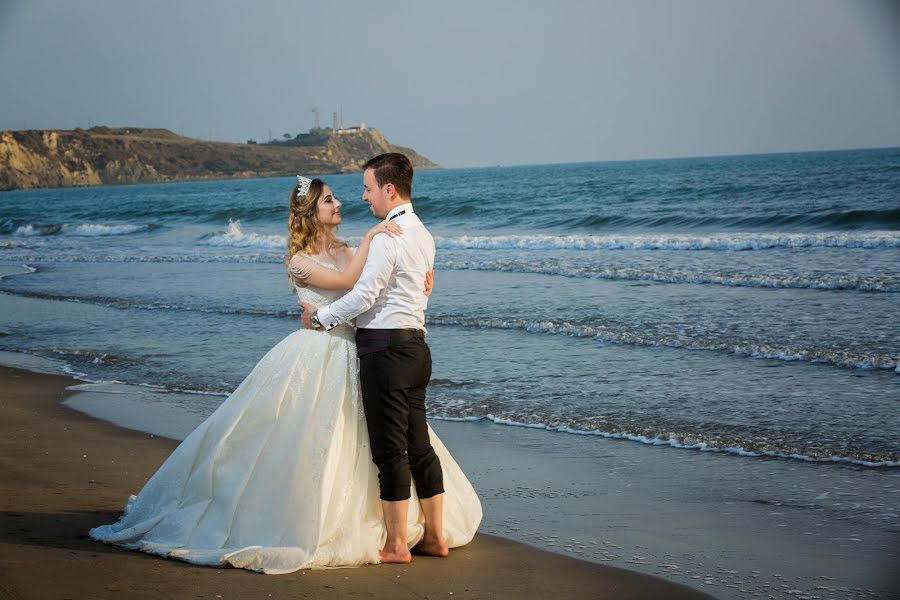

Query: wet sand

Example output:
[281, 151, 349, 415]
[0, 366, 714, 600]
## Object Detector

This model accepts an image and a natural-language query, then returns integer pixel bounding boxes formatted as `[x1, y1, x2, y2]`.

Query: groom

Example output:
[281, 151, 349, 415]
[298, 152, 447, 563]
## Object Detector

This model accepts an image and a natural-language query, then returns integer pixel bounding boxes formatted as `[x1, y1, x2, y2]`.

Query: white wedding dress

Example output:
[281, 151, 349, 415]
[89, 262, 482, 573]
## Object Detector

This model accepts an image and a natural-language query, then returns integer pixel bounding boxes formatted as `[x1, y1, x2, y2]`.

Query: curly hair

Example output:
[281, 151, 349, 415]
[285, 179, 346, 265]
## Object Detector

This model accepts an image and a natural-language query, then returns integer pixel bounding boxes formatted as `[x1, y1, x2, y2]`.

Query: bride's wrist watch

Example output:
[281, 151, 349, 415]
[310, 311, 324, 330]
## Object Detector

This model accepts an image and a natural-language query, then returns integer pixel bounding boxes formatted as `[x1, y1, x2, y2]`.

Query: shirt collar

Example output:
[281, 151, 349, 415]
[387, 203, 413, 221]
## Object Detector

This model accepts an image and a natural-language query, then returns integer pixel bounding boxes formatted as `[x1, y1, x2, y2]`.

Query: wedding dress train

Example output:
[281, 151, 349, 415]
[89, 267, 482, 573]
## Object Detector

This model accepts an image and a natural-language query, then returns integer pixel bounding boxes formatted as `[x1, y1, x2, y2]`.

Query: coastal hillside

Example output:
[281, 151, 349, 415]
[0, 126, 439, 191]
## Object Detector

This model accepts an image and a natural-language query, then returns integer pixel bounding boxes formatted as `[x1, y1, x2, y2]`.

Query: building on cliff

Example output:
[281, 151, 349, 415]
[0, 125, 438, 191]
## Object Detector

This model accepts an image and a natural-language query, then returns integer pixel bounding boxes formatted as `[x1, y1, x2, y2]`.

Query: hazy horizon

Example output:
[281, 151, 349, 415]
[5, 123, 900, 171]
[1, 0, 899, 168]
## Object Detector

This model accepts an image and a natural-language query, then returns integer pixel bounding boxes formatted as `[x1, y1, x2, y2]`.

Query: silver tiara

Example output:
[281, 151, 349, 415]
[296, 175, 312, 198]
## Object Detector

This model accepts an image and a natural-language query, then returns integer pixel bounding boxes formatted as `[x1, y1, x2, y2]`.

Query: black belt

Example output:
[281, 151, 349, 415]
[356, 328, 423, 357]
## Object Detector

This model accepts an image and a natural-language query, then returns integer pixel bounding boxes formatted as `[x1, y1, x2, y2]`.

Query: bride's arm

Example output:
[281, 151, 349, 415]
[289, 221, 401, 291]
[334, 220, 402, 288]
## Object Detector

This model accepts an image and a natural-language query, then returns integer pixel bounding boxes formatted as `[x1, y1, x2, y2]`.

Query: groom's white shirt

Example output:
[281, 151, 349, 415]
[317, 203, 435, 332]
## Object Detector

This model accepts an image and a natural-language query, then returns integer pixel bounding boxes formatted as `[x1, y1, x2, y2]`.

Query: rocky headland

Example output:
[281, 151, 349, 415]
[0, 126, 439, 191]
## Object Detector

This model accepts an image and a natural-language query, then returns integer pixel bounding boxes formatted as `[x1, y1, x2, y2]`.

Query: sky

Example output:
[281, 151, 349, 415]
[1, 0, 899, 168]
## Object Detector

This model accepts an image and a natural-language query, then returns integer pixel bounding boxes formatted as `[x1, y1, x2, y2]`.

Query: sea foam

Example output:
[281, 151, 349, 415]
[65, 223, 151, 236]
[428, 414, 900, 468]
[426, 315, 899, 372]
[435, 231, 900, 251]
[2, 284, 894, 373]
[437, 260, 900, 292]
[10, 223, 151, 237]
[203, 219, 285, 249]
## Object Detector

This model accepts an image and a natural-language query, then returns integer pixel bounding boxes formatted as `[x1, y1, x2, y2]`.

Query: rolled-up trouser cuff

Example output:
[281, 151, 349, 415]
[410, 446, 444, 499]
[375, 451, 444, 501]
[376, 456, 413, 501]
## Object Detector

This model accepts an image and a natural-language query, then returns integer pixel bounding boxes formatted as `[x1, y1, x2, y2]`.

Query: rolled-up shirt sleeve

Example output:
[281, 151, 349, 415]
[317, 236, 395, 330]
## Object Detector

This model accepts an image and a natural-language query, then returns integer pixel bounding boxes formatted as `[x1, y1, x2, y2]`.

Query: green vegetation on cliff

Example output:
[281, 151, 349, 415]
[0, 126, 439, 191]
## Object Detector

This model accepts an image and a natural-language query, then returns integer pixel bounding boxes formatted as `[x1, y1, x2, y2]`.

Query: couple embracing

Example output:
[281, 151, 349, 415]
[89, 153, 482, 573]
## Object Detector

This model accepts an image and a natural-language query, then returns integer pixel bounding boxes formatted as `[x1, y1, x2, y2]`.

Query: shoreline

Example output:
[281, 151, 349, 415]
[428, 415, 900, 469]
[2, 146, 898, 600]
[1, 340, 896, 470]
[1, 351, 899, 599]
[0, 365, 715, 600]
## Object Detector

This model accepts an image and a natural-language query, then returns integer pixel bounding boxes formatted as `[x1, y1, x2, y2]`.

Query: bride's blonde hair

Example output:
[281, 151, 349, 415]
[285, 178, 347, 265]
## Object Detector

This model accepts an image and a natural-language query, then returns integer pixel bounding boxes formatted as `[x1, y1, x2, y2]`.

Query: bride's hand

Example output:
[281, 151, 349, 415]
[424, 270, 435, 297]
[366, 219, 402, 240]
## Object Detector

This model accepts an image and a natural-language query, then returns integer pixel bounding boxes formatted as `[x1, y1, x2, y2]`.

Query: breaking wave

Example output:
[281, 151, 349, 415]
[2, 222, 156, 237]
[434, 231, 900, 251]
[2, 284, 894, 374]
[202, 219, 285, 249]
[426, 315, 900, 373]
[428, 414, 900, 468]
[437, 260, 900, 292]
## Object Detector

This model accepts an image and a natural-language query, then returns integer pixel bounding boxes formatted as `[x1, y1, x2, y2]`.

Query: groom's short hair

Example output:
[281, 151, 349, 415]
[363, 153, 413, 200]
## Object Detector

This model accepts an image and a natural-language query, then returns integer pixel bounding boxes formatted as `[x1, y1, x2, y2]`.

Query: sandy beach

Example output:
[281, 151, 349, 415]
[0, 366, 715, 600]
[3, 1, 899, 598]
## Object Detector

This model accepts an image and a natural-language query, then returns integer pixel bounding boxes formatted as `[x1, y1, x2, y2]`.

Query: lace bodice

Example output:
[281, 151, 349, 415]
[290, 255, 355, 336]
[294, 279, 345, 308]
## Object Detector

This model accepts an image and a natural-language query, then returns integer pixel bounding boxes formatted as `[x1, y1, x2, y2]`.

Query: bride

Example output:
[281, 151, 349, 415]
[88, 177, 482, 574]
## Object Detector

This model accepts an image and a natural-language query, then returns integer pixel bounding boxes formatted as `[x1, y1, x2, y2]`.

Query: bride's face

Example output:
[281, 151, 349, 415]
[316, 185, 342, 227]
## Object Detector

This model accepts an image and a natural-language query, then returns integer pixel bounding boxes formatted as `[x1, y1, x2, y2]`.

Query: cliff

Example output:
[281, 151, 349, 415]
[0, 127, 439, 191]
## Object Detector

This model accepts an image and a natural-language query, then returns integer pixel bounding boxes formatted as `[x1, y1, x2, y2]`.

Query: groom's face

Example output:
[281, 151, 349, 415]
[362, 168, 390, 219]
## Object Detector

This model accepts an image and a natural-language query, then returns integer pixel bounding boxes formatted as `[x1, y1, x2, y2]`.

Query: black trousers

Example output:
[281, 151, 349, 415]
[357, 328, 444, 502]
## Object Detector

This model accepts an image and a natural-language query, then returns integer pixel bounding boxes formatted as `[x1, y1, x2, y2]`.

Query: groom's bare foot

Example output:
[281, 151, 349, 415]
[380, 544, 412, 564]
[412, 537, 449, 557]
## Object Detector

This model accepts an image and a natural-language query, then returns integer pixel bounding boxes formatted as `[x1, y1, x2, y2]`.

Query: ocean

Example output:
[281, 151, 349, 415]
[1, 147, 898, 471]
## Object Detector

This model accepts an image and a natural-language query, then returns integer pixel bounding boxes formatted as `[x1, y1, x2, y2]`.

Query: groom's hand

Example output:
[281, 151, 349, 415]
[297, 300, 318, 330]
